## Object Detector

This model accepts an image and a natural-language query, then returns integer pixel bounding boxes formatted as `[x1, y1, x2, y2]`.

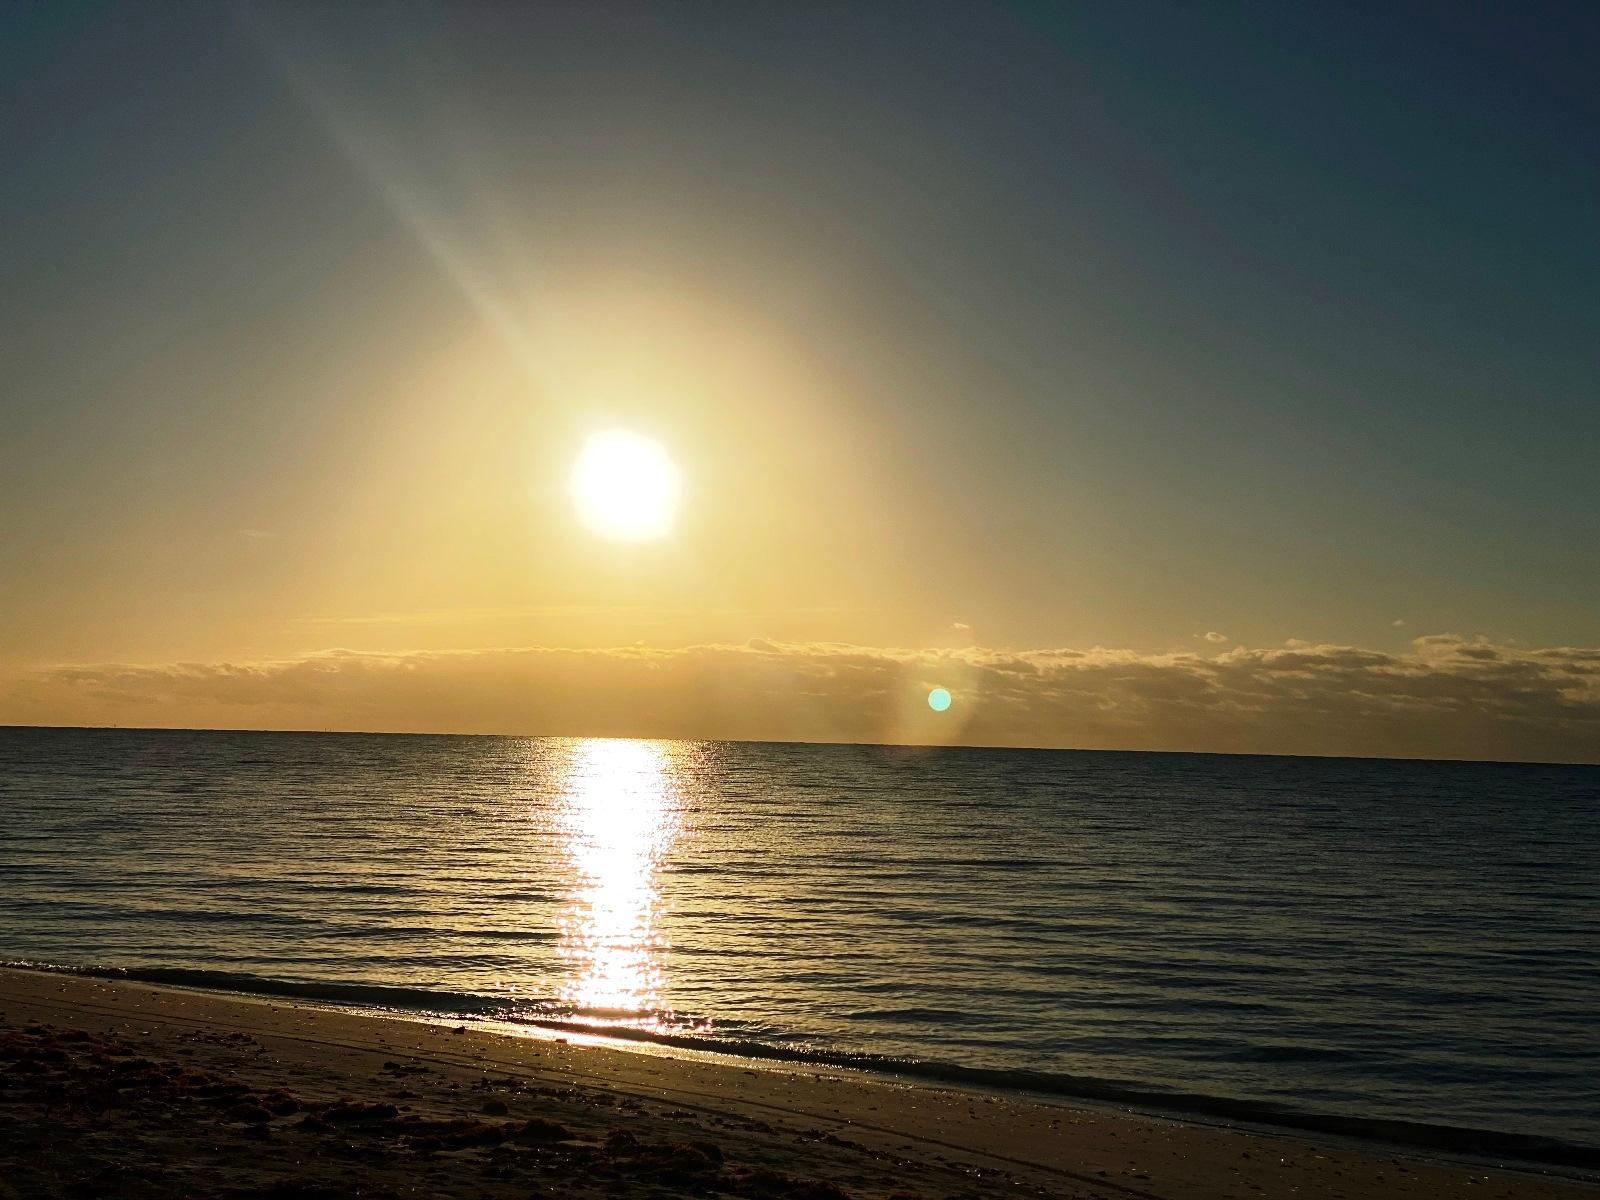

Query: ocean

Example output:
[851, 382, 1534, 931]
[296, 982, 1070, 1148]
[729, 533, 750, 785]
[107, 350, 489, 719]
[2, 726, 1597, 1167]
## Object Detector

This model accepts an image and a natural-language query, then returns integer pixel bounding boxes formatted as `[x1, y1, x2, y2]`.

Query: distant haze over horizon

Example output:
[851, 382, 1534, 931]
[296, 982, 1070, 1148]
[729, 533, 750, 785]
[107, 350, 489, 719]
[3, 5, 1596, 762]
[7, 632, 1598, 765]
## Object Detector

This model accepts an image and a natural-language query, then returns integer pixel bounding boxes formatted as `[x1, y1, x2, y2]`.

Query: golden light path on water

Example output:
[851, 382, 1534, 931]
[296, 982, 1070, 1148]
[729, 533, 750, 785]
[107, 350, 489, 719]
[554, 739, 681, 1028]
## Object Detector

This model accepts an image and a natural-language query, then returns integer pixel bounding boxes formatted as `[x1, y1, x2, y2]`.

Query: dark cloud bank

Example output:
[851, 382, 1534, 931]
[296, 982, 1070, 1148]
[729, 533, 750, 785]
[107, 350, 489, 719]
[7, 635, 1598, 764]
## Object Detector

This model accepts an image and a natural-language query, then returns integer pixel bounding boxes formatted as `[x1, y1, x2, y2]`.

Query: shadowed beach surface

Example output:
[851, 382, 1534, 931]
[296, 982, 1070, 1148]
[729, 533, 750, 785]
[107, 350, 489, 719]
[2, 969, 1595, 1200]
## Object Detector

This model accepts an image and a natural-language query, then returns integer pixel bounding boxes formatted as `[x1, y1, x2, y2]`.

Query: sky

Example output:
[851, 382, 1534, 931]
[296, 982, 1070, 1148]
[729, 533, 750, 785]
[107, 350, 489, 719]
[2, 2, 1597, 761]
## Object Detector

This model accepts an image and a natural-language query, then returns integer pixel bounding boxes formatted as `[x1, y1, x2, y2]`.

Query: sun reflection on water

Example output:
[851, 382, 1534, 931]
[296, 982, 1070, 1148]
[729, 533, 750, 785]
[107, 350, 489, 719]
[555, 738, 679, 1027]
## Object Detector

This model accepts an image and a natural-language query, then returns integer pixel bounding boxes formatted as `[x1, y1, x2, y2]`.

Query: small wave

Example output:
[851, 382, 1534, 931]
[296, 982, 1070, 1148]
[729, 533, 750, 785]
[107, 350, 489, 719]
[303, 883, 419, 896]
[1225, 1043, 1359, 1065]
[845, 1007, 987, 1025]
[21, 907, 324, 929]
[13, 962, 517, 1017]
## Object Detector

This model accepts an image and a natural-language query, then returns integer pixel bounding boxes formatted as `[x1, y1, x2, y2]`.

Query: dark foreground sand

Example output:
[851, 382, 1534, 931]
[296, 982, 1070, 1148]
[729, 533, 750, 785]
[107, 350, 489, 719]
[1, 968, 1593, 1200]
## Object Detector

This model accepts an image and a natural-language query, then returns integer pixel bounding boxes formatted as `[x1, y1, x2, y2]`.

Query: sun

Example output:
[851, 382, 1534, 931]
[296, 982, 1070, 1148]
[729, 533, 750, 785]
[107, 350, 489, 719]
[570, 431, 681, 541]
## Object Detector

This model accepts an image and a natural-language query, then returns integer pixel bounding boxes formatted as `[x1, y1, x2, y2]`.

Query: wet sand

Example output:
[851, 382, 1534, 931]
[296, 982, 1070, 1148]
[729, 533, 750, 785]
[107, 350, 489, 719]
[1, 967, 1593, 1199]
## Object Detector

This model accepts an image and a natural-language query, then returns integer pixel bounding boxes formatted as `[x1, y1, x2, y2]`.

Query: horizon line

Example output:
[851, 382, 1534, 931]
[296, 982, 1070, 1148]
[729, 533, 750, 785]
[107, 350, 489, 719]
[2, 722, 1594, 770]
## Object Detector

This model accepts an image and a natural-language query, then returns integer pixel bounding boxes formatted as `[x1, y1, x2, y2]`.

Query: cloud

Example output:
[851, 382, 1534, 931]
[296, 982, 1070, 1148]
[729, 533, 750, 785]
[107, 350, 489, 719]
[951, 622, 972, 631]
[5, 635, 1598, 763]
[1392, 618, 1407, 627]
[1200, 631, 1229, 643]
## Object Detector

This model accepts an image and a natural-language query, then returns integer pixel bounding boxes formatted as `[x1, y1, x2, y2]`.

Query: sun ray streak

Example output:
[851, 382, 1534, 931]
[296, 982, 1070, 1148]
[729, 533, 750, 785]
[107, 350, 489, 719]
[236, 7, 544, 371]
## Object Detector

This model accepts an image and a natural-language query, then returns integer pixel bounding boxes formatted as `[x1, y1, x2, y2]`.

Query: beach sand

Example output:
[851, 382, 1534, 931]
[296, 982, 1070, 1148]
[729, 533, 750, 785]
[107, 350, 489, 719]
[1, 967, 1592, 1200]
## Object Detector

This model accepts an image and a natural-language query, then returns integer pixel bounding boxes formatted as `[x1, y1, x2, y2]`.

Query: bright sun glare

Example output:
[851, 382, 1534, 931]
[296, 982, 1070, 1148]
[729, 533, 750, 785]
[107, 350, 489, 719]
[570, 431, 681, 541]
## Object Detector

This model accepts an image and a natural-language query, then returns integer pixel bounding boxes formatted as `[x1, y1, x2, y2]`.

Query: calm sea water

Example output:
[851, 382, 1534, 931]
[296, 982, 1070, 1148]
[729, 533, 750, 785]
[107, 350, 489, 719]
[2, 727, 1597, 1164]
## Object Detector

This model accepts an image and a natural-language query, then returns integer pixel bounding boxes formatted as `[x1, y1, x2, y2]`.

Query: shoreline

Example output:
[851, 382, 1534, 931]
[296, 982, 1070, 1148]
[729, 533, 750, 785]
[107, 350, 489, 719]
[2, 966, 1595, 1199]
[11, 959, 1598, 1177]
